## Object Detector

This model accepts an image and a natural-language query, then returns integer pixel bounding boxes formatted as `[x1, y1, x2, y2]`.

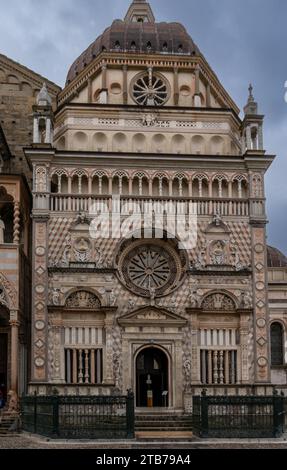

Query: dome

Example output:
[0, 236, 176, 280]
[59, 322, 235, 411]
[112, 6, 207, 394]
[66, 1, 199, 84]
[267, 246, 287, 268]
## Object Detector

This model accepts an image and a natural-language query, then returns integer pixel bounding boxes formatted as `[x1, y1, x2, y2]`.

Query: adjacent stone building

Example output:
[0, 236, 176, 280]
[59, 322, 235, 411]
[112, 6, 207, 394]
[0, 56, 59, 405]
[0, 0, 286, 411]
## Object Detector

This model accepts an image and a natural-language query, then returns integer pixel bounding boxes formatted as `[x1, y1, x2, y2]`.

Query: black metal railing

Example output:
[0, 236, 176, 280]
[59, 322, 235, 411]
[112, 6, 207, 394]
[21, 391, 135, 439]
[192, 390, 285, 438]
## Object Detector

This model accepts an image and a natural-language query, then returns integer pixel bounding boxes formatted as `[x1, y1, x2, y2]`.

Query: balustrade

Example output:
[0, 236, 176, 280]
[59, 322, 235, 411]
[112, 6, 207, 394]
[65, 348, 103, 385]
[50, 194, 249, 217]
[200, 349, 238, 385]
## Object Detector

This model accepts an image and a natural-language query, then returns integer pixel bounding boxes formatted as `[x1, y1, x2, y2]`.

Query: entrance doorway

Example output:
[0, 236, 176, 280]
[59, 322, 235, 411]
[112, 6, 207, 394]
[0, 333, 8, 403]
[136, 347, 169, 408]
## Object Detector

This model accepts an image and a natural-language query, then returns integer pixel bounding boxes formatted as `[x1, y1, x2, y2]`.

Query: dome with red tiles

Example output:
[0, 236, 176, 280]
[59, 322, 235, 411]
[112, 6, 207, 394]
[66, 1, 199, 84]
[267, 246, 287, 268]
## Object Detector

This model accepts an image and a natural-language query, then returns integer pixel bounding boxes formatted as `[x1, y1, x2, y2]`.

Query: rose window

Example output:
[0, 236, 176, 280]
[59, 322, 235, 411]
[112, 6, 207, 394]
[132, 72, 169, 106]
[117, 240, 186, 298]
[128, 247, 171, 290]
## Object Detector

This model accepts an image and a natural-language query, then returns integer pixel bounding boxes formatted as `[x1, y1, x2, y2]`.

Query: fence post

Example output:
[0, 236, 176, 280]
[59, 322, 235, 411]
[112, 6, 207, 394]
[33, 391, 37, 434]
[52, 394, 60, 437]
[273, 390, 284, 438]
[126, 389, 135, 439]
[201, 389, 208, 438]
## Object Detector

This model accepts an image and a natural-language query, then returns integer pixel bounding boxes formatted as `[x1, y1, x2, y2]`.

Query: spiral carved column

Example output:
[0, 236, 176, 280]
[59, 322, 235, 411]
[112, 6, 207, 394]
[13, 202, 20, 244]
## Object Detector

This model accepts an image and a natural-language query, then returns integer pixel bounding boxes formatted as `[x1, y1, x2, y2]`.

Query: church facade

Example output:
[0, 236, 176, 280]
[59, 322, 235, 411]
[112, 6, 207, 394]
[1, 0, 287, 411]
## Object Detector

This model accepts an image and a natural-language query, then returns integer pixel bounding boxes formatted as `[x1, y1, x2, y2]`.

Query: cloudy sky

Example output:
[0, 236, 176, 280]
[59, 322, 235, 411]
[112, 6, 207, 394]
[1, 0, 286, 252]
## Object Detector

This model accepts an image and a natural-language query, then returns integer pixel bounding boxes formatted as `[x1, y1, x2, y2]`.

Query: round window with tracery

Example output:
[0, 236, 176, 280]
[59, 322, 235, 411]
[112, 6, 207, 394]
[132, 72, 169, 106]
[117, 240, 186, 298]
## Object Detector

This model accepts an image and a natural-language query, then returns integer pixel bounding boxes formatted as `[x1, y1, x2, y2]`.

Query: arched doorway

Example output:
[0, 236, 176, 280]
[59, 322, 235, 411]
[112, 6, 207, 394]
[136, 347, 169, 408]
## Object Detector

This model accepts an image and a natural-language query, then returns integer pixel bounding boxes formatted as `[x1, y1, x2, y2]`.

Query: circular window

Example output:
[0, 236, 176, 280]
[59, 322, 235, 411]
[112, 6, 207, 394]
[131, 72, 169, 106]
[110, 83, 122, 95]
[117, 239, 186, 298]
[180, 85, 191, 96]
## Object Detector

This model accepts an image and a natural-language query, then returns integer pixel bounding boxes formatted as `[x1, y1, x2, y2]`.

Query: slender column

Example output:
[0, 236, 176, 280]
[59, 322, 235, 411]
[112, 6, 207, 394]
[68, 177, 72, 194]
[174, 68, 179, 105]
[246, 126, 252, 149]
[91, 349, 95, 384]
[66, 350, 71, 384]
[97, 350, 102, 383]
[225, 351, 230, 385]
[73, 349, 77, 384]
[45, 119, 51, 144]
[208, 350, 212, 384]
[228, 181, 232, 199]
[258, 124, 264, 150]
[13, 202, 20, 244]
[88, 177, 92, 195]
[84, 350, 89, 384]
[33, 117, 39, 143]
[219, 351, 224, 384]
[206, 83, 211, 107]
[194, 65, 200, 94]
[102, 65, 107, 89]
[213, 350, 218, 384]
[9, 313, 20, 393]
[189, 180, 192, 197]
[128, 177, 133, 195]
[108, 177, 113, 194]
[88, 78, 93, 103]
[208, 180, 212, 198]
[169, 179, 173, 197]
[103, 314, 114, 384]
[123, 65, 128, 104]
[78, 349, 83, 383]
[149, 179, 153, 196]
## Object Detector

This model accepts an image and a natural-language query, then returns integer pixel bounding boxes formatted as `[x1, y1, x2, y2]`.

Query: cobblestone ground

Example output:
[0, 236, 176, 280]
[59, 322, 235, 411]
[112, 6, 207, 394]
[0, 434, 287, 449]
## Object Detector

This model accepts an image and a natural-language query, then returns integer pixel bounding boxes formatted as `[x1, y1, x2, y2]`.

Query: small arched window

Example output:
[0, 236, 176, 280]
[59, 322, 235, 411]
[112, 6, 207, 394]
[147, 41, 152, 51]
[271, 322, 284, 366]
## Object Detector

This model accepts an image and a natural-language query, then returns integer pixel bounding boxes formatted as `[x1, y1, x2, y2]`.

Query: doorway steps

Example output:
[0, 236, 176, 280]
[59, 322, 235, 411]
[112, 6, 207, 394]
[135, 413, 194, 441]
[0, 411, 20, 436]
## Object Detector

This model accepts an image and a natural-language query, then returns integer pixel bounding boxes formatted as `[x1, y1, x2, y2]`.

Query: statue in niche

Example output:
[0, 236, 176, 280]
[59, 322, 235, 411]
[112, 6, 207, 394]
[212, 212, 222, 226]
[61, 244, 71, 267]
[77, 212, 88, 225]
[52, 288, 61, 306]
[109, 289, 117, 307]
[210, 240, 226, 265]
[189, 286, 199, 308]
[95, 244, 105, 268]
[0, 216, 5, 244]
[240, 291, 253, 308]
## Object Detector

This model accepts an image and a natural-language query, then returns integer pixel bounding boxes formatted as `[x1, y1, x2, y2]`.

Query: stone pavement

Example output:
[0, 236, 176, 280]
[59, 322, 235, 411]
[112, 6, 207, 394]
[0, 433, 287, 449]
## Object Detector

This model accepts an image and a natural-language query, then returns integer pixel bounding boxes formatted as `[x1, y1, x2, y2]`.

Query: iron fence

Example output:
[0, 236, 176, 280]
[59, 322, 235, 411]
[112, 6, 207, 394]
[192, 391, 285, 438]
[21, 391, 135, 439]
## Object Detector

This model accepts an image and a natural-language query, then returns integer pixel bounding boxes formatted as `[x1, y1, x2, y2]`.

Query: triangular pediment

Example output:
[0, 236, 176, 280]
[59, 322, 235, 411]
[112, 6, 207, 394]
[118, 306, 187, 327]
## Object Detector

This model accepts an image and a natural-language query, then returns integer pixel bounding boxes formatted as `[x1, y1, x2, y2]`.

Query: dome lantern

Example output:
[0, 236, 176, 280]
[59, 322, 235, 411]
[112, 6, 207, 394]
[124, 0, 155, 23]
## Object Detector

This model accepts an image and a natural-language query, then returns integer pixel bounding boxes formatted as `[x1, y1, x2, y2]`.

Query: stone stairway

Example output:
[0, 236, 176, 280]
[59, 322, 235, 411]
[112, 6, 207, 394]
[0, 411, 20, 436]
[135, 413, 195, 441]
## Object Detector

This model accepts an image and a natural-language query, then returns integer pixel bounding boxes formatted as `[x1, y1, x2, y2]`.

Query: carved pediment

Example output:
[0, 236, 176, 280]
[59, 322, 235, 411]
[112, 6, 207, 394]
[118, 306, 187, 327]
